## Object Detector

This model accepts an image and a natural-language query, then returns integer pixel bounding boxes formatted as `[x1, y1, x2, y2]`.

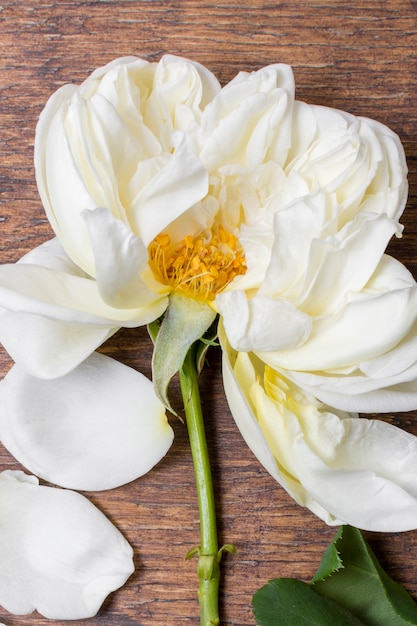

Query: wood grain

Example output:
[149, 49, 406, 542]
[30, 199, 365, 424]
[0, 1, 417, 624]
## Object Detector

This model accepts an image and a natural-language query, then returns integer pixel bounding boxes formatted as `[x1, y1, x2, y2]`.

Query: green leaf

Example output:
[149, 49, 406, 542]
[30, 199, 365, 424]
[151, 294, 216, 413]
[311, 528, 344, 583]
[253, 526, 417, 626]
[253, 578, 365, 626]
[313, 526, 417, 625]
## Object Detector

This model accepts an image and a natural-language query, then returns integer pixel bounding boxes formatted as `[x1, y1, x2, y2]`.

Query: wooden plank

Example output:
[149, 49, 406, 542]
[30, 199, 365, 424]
[0, 1, 416, 623]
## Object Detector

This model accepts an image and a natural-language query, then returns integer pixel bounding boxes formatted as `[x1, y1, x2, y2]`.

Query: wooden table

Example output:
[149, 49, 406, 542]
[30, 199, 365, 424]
[1, 1, 416, 624]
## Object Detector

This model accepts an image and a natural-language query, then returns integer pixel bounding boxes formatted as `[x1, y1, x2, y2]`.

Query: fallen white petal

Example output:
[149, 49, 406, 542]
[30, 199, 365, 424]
[0, 353, 174, 490]
[0, 470, 134, 619]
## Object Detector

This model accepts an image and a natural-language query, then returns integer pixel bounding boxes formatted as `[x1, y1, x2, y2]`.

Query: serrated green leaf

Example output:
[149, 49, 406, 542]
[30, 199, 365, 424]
[151, 294, 216, 412]
[253, 578, 365, 626]
[311, 526, 344, 583]
[312, 526, 417, 625]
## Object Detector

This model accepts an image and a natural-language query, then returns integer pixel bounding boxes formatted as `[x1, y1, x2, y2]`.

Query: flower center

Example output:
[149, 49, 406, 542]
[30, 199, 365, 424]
[148, 225, 247, 301]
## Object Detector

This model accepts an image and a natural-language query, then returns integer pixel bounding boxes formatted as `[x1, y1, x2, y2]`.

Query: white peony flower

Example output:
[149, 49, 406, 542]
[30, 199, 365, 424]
[0, 53, 414, 596]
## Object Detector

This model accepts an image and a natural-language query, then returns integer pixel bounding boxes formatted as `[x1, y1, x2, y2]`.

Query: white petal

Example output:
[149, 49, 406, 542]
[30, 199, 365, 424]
[159, 54, 221, 108]
[83, 207, 166, 308]
[259, 191, 332, 300]
[129, 131, 209, 246]
[217, 290, 312, 352]
[0, 470, 133, 619]
[200, 64, 294, 171]
[258, 399, 417, 531]
[0, 242, 167, 326]
[35, 86, 98, 275]
[286, 363, 417, 414]
[298, 212, 400, 316]
[219, 326, 284, 487]
[259, 278, 417, 372]
[0, 311, 116, 379]
[0, 353, 174, 490]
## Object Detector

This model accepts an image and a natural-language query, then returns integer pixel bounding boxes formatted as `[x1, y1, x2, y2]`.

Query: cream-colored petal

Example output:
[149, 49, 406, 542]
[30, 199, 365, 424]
[35, 86, 98, 275]
[83, 207, 164, 308]
[217, 290, 311, 352]
[219, 328, 284, 489]
[255, 386, 417, 531]
[128, 131, 209, 246]
[0, 470, 133, 619]
[259, 278, 417, 372]
[0, 311, 116, 379]
[298, 212, 400, 316]
[0, 353, 174, 491]
[200, 63, 294, 171]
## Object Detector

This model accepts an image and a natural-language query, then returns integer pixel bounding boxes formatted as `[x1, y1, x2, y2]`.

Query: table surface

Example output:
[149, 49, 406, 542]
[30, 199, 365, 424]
[1, 1, 417, 624]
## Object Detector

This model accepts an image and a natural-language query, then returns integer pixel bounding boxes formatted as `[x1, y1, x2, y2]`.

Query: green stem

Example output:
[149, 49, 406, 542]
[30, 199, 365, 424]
[180, 345, 221, 626]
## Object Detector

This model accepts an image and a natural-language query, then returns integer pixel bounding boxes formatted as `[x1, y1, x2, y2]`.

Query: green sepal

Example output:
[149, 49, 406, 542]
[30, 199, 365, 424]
[195, 320, 218, 375]
[151, 294, 217, 413]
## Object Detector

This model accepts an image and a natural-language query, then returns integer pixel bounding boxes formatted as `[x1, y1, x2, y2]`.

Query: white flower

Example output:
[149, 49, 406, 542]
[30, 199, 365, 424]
[0, 55, 410, 402]
[0, 53, 414, 560]
[0, 470, 134, 619]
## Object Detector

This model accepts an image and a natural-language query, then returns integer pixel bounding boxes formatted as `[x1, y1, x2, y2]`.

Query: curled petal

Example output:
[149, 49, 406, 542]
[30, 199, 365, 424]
[287, 102, 408, 224]
[0, 353, 174, 490]
[83, 206, 166, 309]
[259, 261, 417, 373]
[0, 470, 133, 619]
[35, 85, 99, 275]
[145, 54, 220, 143]
[297, 212, 400, 316]
[217, 290, 311, 352]
[220, 325, 283, 486]
[199, 63, 295, 171]
[220, 326, 417, 531]
[128, 131, 209, 246]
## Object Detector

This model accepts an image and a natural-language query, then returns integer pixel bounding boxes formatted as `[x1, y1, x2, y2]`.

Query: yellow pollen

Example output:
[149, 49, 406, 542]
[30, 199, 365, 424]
[148, 225, 247, 301]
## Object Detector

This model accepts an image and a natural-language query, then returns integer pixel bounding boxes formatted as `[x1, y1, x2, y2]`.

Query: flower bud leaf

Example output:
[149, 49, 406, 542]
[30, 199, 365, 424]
[152, 294, 216, 412]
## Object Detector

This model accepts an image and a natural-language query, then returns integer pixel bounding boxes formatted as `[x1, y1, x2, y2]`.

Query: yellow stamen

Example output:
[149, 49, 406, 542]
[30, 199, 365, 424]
[148, 225, 247, 301]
